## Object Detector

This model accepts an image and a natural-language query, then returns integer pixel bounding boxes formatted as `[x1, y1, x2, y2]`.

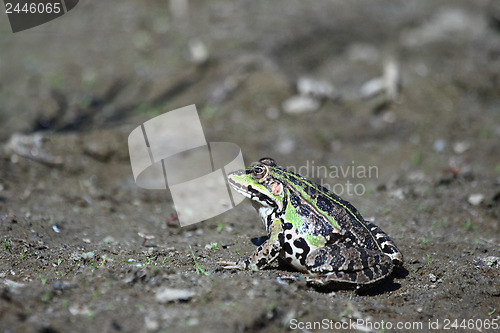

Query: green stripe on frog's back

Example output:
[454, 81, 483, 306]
[282, 189, 326, 248]
[272, 165, 384, 253]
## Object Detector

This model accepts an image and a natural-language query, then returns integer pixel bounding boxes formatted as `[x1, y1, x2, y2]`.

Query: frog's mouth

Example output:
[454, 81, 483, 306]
[227, 170, 281, 210]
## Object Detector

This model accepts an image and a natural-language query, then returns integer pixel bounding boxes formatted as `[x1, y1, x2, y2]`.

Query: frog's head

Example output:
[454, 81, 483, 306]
[228, 157, 286, 211]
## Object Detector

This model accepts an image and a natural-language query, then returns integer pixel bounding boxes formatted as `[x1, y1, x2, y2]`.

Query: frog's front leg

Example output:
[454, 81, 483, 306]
[304, 244, 394, 285]
[218, 219, 284, 271]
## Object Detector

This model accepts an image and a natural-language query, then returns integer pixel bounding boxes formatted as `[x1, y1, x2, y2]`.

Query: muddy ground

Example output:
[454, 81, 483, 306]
[1, 0, 499, 332]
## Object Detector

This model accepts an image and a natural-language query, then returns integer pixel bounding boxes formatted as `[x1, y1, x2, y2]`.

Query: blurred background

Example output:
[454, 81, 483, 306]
[1, 0, 499, 332]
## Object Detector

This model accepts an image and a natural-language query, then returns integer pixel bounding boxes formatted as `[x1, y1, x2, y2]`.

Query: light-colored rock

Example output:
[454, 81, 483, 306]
[155, 287, 195, 303]
[433, 139, 446, 153]
[297, 77, 337, 99]
[453, 141, 470, 154]
[282, 95, 320, 114]
[468, 193, 484, 206]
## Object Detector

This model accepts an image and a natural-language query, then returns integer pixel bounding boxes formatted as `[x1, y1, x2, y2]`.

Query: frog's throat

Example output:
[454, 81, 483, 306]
[257, 206, 275, 230]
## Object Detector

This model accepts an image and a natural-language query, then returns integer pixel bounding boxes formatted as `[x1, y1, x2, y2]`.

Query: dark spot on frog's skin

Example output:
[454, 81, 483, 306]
[347, 272, 358, 282]
[379, 262, 391, 275]
[299, 204, 311, 218]
[316, 195, 333, 213]
[347, 260, 355, 272]
[286, 234, 292, 240]
[308, 246, 344, 271]
[358, 248, 369, 269]
[314, 255, 324, 268]
[257, 257, 267, 268]
[266, 216, 273, 228]
[304, 185, 318, 199]
[278, 233, 285, 246]
[293, 238, 308, 251]
[283, 222, 293, 230]
[245, 184, 277, 207]
[293, 238, 310, 265]
[315, 183, 329, 192]
[290, 192, 301, 207]
[382, 244, 396, 255]
[317, 219, 336, 238]
[270, 247, 280, 258]
[364, 267, 374, 280]
[283, 242, 293, 255]
[286, 174, 302, 186]
[342, 230, 362, 247]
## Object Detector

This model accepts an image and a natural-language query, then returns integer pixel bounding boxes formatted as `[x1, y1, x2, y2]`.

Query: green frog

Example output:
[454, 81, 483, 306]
[218, 158, 403, 286]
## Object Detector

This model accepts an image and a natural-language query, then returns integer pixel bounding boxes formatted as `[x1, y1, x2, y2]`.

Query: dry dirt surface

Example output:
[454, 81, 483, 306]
[1, 0, 500, 332]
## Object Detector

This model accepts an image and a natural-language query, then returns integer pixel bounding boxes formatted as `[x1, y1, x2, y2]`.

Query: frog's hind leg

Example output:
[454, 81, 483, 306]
[362, 219, 404, 267]
[304, 245, 393, 285]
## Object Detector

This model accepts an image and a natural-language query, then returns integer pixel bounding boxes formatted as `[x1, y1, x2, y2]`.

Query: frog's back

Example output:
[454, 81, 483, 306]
[284, 170, 403, 266]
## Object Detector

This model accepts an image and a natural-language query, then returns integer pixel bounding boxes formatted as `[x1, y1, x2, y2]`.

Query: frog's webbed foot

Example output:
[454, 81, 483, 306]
[305, 276, 327, 285]
[278, 274, 304, 282]
[217, 259, 261, 271]
[219, 220, 284, 272]
[217, 260, 246, 270]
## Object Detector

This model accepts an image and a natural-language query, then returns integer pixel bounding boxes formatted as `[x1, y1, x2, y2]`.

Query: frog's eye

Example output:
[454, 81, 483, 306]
[251, 164, 268, 181]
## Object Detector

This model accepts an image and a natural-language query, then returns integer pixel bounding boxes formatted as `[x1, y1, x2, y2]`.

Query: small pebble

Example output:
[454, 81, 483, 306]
[389, 188, 405, 200]
[282, 95, 320, 114]
[155, 287, 195, 303]
[189, 39, 208, 63]
[433, 139, 446, 152]
[468, 193, 484, 206]
[483, 256, 499, 268]
[144, 315, 159, 331]
[360, 77, 384, 99]
[102, 236, 115, 244]
[297, 77, 337, 99]
[453, 141, 470, 154]
[429, 273, 438, 282]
